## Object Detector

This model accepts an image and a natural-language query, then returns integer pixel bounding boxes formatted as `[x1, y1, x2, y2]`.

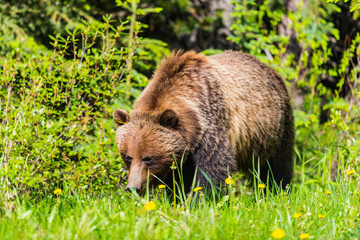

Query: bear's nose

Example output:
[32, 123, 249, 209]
[126, 187, 140, 193]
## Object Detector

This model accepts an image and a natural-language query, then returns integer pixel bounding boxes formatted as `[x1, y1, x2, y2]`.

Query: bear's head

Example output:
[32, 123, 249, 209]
[113, 109, 187, 193]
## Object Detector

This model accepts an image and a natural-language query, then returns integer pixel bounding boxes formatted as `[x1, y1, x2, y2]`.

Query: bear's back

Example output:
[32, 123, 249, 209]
[207, 51, 292, 168]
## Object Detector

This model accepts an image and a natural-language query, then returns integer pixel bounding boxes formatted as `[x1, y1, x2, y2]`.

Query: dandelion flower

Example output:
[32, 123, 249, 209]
[158, 185, 166, 189]
[258, 183, 266, 189]
[170, 161, 177, 170]
[325, 190, 331, 195]
[233, 206, 237, 210]
[294, 212, 302, 219]
[193, 187, 202, 192]
[299, 233, 310, 239]
[318, 214, 325, 219]
[225, 177, 234, 185]
[271, 229, 285, 239]
[54, 189, 62, 195]
[144, 201, 156, 211]
[347, 169, 355, 176]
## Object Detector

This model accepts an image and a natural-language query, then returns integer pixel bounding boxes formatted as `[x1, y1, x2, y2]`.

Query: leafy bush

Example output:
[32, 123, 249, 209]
[0, 2, 169, 196]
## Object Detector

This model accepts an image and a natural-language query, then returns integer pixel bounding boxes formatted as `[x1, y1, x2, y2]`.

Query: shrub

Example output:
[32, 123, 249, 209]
[0, 3, 169, 196]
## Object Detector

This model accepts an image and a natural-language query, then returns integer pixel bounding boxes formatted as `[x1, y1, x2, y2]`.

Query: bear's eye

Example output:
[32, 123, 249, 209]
[142, 156, 154, 163]
[122, 154, 133, 163]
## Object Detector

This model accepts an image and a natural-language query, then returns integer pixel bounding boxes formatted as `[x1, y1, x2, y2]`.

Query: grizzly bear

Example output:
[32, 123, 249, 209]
[113, 50, 294, 193]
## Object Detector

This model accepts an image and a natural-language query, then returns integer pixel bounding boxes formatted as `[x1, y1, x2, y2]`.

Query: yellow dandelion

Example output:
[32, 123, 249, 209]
[271, 228, 285, 239]
[193, 187, 202, 192]
[258, 183, 266, 189]
[299, 233, 310, 239]
[318, 214, 325, 219]
[54, 189, 62, 195]
[347, 169, 355, 176]
[293, 212, 302, 219]
[158, 184, 166, 189]
[144, 201, 156, 211]
[233, 206, 237, 210]
[225, 177, 234, 185]
[325, 190, 331, 195]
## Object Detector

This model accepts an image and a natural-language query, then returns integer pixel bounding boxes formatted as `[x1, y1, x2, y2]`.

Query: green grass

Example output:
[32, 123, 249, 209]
[1, 152, 359, 240]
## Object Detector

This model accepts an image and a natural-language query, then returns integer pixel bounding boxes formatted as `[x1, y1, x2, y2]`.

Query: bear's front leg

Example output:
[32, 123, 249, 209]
[191, 131, 237, 191]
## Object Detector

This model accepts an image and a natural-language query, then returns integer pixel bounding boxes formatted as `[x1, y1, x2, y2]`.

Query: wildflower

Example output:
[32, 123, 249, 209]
[299, 233, 310, 239]
[325, 190, 331, 195]
[144, 201, 156, 211]
[271, 229, 285, 239]
[258, 183, 266, 189]
[193, 187, 202, 192]
[347, 169, 355, 176]
[170, 161, 177, 170]
[225, 177, 234, 185]
[293, 212, 302, 219]
[54, 189, 62, 195]
[158, 184, 166, 189]
[233, 206, 237, 210]
[318, 214, 325, 219]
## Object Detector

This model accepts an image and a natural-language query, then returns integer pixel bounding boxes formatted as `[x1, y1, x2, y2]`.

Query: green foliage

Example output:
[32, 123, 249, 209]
[0, 3, 169, 195]
[229, 0, 291, 74]
[327, 0, 360, 17]
[0, 0, 91, 57]
[230, 0, 287, 53]
[1, 19, 125, 194]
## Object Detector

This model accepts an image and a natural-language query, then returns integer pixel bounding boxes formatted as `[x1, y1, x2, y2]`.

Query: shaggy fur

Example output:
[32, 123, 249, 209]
[114, 50, 294, 193]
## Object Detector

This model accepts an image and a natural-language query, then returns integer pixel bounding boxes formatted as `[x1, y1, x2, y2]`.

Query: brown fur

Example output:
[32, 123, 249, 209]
[114, 50, 294, 193]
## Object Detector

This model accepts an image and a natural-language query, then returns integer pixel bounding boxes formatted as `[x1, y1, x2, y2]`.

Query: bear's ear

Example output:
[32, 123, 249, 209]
[159, 109, 179, 130]
[113, 109, 129, 127]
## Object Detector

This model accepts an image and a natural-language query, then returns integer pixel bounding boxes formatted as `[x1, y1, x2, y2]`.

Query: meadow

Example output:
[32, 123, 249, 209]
[1, 0, 360, 239]
[1, 162, 359, 239]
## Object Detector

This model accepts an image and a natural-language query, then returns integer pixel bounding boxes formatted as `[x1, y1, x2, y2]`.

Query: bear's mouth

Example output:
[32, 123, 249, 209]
[125, 182, 157, 195]
[126, 173, 170, 195]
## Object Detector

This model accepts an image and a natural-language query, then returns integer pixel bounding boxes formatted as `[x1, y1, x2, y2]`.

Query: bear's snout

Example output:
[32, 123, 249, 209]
[126, 162, 146, 193]
[125, 186, 141, 193]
